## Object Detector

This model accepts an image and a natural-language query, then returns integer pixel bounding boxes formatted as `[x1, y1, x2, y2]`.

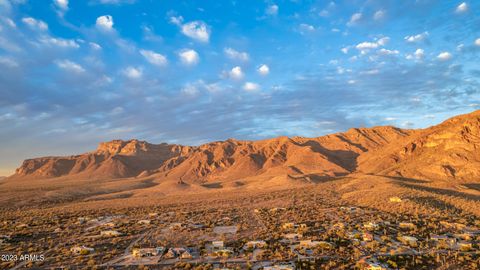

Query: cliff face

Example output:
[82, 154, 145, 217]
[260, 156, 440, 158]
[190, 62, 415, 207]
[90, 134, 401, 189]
[357, 111, 480, 181]
[10, 110, 480, 183]
[14, 140, 192, 179]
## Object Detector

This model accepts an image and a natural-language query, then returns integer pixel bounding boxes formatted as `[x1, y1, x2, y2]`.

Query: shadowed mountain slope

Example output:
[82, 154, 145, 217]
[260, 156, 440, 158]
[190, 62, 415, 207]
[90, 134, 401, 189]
[8, 110, 480, 184]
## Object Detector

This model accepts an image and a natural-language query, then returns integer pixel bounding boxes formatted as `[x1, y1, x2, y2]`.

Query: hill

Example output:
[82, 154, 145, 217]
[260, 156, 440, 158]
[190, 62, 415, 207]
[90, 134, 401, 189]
[358, 110, 480, 181]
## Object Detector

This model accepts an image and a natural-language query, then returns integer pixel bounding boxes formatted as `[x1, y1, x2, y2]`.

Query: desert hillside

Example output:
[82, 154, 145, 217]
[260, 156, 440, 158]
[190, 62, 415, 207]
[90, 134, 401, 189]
[358, 110, 480, 181]
[7, 110, 480, 185]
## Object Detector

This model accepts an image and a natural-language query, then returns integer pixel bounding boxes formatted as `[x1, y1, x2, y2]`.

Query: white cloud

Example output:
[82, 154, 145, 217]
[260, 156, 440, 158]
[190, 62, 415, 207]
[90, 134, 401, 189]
[3, 18, 16, 28]
[89, 42, 102, 50]
[181, 21, 210, 43]
[178, 49, 199, 66]
[407, 48, 425, 60]
[414, 48, 425, 59]
[404, 32, 429, 43]
[377, 37, 390, 46]
[258, 64, 269, 75]
[348, 12, 362, 26]
[378, 48, 399, 55]
[140, 49, 168, 66]
[456, 2, 468, 13]
[341, 47, 349, 54]
[40, 37, 79, 48]
[299, 23, 315, 34]
[356, 42, 379, 50]
[266, 4, 279, 15]
[56, 59, 85, 73]
[54, 0, 68, 10]
[169, 16, 183, 26]
[373, 10, 385, 21]
[229, 66, 244, 80]
[355, 37, 389, 54]
[122, 66, 142, 79]
[22, 17, 48, 31]
[243, 82, 260, 91]
[96, 15, 114, 31]
[437, 52, 452, 61]
[224, 48, 249, 61]
[475, 38, 480, 47]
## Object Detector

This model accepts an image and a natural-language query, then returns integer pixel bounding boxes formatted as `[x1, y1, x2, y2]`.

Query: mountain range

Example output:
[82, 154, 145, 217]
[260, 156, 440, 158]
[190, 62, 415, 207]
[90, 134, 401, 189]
[7, 110, 480, 184]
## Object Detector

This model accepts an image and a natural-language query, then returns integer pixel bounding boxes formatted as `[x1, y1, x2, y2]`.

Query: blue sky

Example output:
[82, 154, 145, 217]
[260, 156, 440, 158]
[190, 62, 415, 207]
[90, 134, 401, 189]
[0, 0, 479, 175]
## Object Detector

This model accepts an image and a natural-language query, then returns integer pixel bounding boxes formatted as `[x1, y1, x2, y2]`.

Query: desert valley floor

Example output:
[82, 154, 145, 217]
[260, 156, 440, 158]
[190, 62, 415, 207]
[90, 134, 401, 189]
[1, 174, 480, 269]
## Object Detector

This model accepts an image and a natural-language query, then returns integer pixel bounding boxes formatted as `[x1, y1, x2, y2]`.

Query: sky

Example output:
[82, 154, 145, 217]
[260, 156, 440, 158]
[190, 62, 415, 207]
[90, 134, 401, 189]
[0, 0, 479, 175]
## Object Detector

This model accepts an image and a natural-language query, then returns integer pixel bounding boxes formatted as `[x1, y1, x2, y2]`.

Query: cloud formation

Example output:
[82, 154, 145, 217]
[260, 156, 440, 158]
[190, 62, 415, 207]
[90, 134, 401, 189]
[258, 64, 269, 75]
[181, 21, 210, 43]
[140, 49, 168, 66]
[178, 49, 200, 65]
[96, 15, 114, 31]
[224, 48, 249, 62]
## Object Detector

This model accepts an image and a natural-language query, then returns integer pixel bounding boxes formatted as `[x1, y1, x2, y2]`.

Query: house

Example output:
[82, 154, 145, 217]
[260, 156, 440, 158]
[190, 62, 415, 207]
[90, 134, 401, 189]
[297, 223, 308, 229]
[340, 206, 357, 212]
[77, 217, 88, 224]
[282, 223, 295, 229]
[244, 240, 267, 249]
[359, 258, 389, 270]
[132, 247, 164, 257]
[100, 230, 122, 237]
[454, 233, 474, 241]
[363, 232, 374, 242]
[0, 235, 10, 244]
[211, 241, 224, 250]
[71, 246, 94, 255]
[263, 263, 295, 270]
[430, 235, 456, 248]
[148, 212, 158, 217]
[399, 236, 418, 247]
[389, 196, 402, 203]
[299, 240, 333, 249]
[347, 231, 362, 240]
[364, 222, 379, 230]
[269, 207, 286, 213]
[189, 223, 205, 229]
[169, 223, 183, 229]
[399, 222, 416, 230]
[164, 248, 193, 259]
[138, 219, 151, 225]
[332, 222, 346, 231]
[213, 248, 234, 257]
[283, 233, 302, 242]
[365, 262, 389, 270]
[457, 241, 473, 251]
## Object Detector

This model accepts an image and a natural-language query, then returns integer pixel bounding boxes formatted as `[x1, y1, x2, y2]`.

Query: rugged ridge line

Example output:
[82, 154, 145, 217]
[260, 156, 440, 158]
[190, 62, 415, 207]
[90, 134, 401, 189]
[8, 110, 480, 183]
